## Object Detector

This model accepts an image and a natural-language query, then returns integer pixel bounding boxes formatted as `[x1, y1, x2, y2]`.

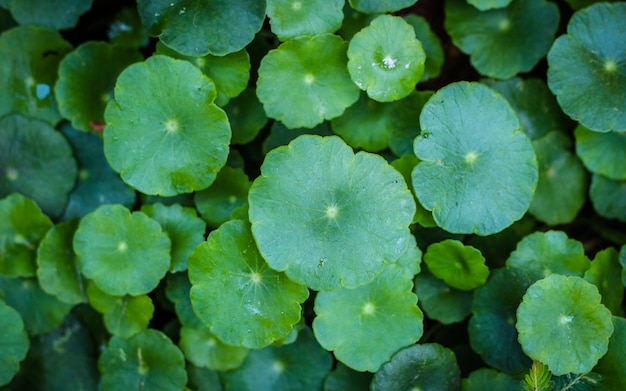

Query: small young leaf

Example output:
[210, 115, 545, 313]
[522, 361, 553, 391]
[516, 274, 614, 375]
[347, 14, 425, 102]
[103, 55, 231, 196]
[423, 239, 489, 291]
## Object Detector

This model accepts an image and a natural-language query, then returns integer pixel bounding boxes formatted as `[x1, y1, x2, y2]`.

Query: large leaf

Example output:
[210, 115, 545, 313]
[547, 2, 626, 132]
[103, 55, 231, 196]
[248, 135, 415, 291]
[412, 82, 537, 235]
[137, 0, 265, 56]
[188, 220, 309, 349]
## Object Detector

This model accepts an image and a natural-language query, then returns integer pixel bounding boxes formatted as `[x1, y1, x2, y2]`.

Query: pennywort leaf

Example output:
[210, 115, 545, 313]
[249, 135, 415, 291]
[266, 0, 344, 41]
[73, 204, 171, 296]
[0, 299, 29, 386]
[423, 239, 489, 291]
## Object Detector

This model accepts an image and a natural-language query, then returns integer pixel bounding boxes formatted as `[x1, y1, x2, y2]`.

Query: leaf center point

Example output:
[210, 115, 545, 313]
[465, 151, 479, 164]
[498, 18, 511, 32]
[381, 55, 397, 69]
[604, 60, 617, 73]
[117, 241, 128, 252]
[304, 74, 315, 85]
[325, 204, 339, 219]
[165, 119, 179, 133]
[363, 302, 376, 315]
[6, 167, 18, 181]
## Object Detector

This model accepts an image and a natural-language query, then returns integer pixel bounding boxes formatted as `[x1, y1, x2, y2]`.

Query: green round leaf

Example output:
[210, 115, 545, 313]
[348, 0, 417, 14]
[324, 362, 373, 391]
[221, 327, 332, 391]
[249, 135, 415, 291]
[528, 131, 587, 225]
[73, 204, 171, 296]
[55, 42, 142, 132]
[584, 248, 624, 316]
[60, 123, 136, 220]
[388, 90, 434, 157]
[179, 325, 249, 371]
[99, 329, 187, 391]
[395, 234, 422, 278]
[36, 219, 86, 305]
[594, 316, 626, 391]
[0, 193, 52, 277]
[412, 82, 537, 235]
[0, 299, 29, 386]
[189, 220, 308, 349]
[156, 42, 251, 107]
[257, 34, 360, 129]
[547, 2, 626, 132]
[414, 266, 473, 324]
[516, 274, 614, 376]
[404, 15, 444, 81]
[423, 239, 489, 291]
[194, 166, 250, 228]
[0, 26, 72, 124]
[103, 55, 231, 196]
[186, 363, 223, 391]
[313, 264, 423, 372]
[347, 15, 425, 102]
[0, 114, 78, 218]
[370, 343, 461, 391]
[445, 0, 559, 79]
[224, 88, 268, 144]
[461, 368, 521, 391]
[483, 77, 569, 140]
[1, 0, 92, 30]
[266, 0, 344, 41]
[140, 202, 206, 273]
[137, 0, 265, 57]
[0, 275, 73, 336]
[9, 313, 99, 390]
[575, 125, 626, 180]
[87, 282, 154, 338]
[330, 92, 396, 152]
[467, 0, 513, 10]
[469, 267, 533, 373]
[590, 174, 626, 222]
[505, 230, 590, 281]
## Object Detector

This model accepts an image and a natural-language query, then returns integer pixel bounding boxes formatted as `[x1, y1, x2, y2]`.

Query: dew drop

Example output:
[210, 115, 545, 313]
[381, 55, 397, 69]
